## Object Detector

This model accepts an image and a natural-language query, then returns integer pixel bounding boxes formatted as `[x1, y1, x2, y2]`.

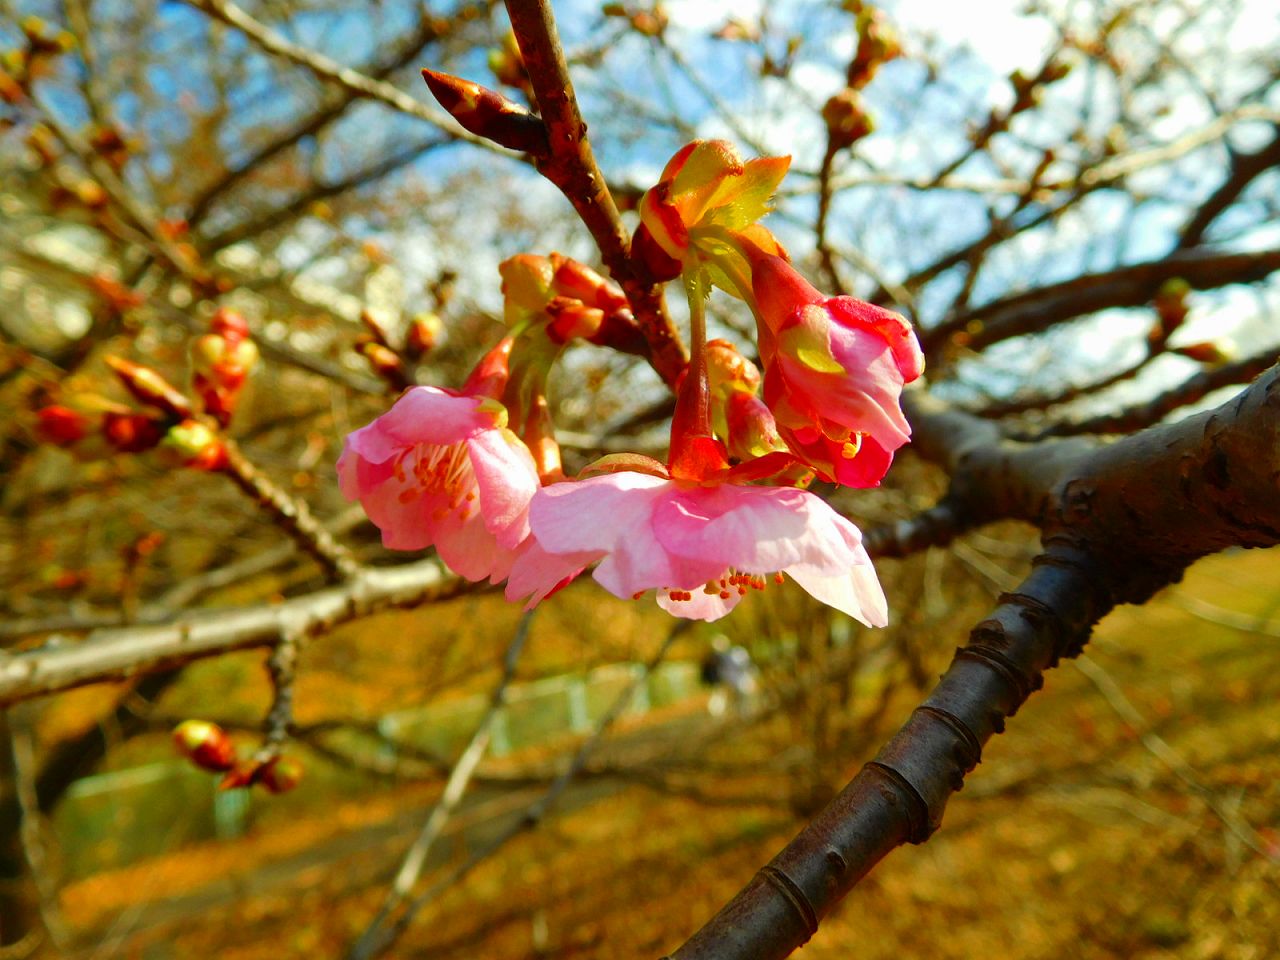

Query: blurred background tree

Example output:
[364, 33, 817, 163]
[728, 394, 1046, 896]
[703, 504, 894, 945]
[1, 0, 1278, 957]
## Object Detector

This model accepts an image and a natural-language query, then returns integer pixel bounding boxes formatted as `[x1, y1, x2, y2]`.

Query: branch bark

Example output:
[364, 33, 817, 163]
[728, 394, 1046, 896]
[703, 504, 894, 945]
[923, 249, 1280, 361]
[504, 0, 686, 387]
[0, 561, 455, 706]
[667, 365, 1280, 957]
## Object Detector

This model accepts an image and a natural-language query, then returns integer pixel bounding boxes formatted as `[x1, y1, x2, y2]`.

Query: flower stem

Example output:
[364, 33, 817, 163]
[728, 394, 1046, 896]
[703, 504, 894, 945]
[668, 269, 727, 480]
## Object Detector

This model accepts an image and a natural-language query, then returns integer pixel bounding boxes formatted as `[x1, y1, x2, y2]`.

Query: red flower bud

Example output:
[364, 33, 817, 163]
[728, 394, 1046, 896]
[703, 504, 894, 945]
[1173, 341, 1230, 365]
[822, 89, 875, 150]
[422, 69, 549, 156]
[259, 755, 304, 794]
[35, 405, 89, 446]
[545, 296, 605, 343]
[103, 411, 165, 453]
[159, 420, 227, 470]
[210, 306, 250, 342]
[173, 720, 236, 772]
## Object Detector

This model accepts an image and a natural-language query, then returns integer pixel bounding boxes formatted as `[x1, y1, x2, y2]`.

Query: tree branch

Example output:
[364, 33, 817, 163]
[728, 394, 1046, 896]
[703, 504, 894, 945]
[186, 0, 511, 158]
[668, 365, 1280, 957]
[0, 560, 455, 706]
[504, 0, 686, 387]
[924, 249, 1280, 361]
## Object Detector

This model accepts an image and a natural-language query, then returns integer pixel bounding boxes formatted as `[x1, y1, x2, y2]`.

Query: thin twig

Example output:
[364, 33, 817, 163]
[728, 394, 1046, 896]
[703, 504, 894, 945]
[8, 707, 72, 951]
[186, 0, 511, 159]
[360, 619, 689, 959]
[1073, 654, 1279, 863]
[348, 610, 536, 960]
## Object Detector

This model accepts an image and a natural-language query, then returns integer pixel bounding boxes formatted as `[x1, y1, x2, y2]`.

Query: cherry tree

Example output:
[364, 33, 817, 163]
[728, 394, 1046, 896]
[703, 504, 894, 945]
[1, 0, 1277, 955]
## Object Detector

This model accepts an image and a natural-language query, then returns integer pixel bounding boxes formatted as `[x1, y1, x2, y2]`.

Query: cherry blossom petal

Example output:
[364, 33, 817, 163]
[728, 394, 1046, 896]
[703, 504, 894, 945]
[505, 540, 592, 608]
[656, 585, 743, 621]
[654, 485, 814, 574]
[343, 387, 492, 465]
[466, 428, 539, 546]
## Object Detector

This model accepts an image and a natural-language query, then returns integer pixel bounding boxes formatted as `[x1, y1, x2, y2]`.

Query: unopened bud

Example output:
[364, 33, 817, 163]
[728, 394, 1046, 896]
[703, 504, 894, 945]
[259, 755, 304, 794]
[631, 6, 668, 37]
[422, 69, 549, 155]
[706, 339, 762, 397]
[210, 306, 250, 342]
[75, 179, 108, 209]
[35, 405, 89, 446]
[848, 7, 901, 87]
[1173, 341, 1231, 365]
[725, 391, 786, 461]
[486, 31, 528, 92]
[88, 274, 144, 313]
[160, 420, 226, 470]
[545, 297, 605, 343]
[89, 124, 129, 169]
[631, 222, 683, 283]
[358, 341, 405, 381]
[103, 410, 165, 453]
[0, 68, 25, 105]
[550, 255, 628, 313]
[173, 720, 236, 772]
[823, 88, 874, 150]
[406, 312, 444, 359]
[1153, 277, 1191, 339]
[105, 356, 192, 418]
[499, 254, 555, 322]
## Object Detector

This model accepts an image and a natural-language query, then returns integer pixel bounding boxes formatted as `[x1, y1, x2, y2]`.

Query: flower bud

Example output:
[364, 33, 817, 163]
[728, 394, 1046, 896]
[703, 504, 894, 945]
[191, 310, 258, 425]
[103, 410, 166, 453]
[422, 69, 549, 156]
[1173, 341, 1231, 365]
[259, 755, 304, 794]
[211, 306, 250, 342]
[545, 297, 604, 343]
[823, 89, 874, 150]
[848, 7, 901, 88]
[1152, 277, 1191, 340]
[173, 720, 236, 772]
[724, 390, 786, 461]
[357, 341, 405, 382]
[550, 255, 629, 313]
[499, 254, 556, 322]
[406, 312, 444, 359]
[105, 355, 192, 418]
[486, 31, 529, 93]
[35, 405, 90, 446]
[159, 420, 227, 471]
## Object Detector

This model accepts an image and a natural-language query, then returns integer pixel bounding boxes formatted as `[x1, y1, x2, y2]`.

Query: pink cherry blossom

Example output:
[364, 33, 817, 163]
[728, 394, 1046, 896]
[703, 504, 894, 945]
[338, 386, 539, 583]
[747, 247, 924, 488]
[506, 470, 887, 625]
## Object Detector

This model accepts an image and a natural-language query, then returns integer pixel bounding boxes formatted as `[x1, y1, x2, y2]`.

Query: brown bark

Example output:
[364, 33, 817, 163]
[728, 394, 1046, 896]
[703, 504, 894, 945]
[666, 365, 1280, 958]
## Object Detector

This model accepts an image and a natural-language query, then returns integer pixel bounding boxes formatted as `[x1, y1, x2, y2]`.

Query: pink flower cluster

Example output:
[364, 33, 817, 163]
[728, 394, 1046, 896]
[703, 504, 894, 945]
[338, 140, 923, 624]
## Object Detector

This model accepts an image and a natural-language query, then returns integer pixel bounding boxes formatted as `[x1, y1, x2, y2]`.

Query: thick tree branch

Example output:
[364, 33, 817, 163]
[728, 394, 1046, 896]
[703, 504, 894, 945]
[667, 541, 1108, 959]
[669, 365, 1280, 957]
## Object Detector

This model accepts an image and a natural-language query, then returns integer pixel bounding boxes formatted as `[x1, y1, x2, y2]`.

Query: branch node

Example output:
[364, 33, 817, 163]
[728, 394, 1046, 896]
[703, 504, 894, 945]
[756, 866, 819, 939]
